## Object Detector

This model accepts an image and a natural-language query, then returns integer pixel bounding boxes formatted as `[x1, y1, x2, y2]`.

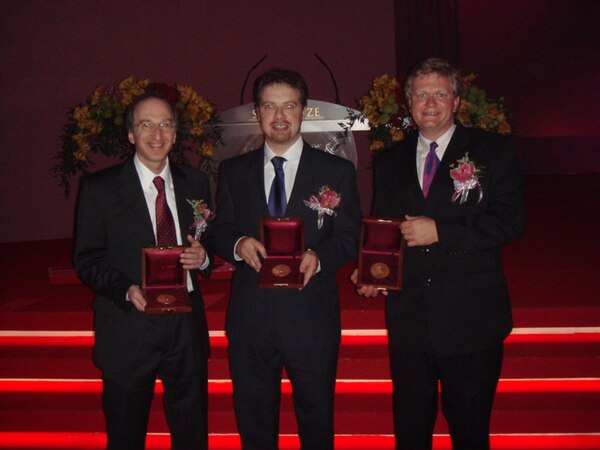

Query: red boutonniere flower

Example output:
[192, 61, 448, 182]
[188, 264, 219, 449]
[186, 199, 212, 240]
[449, 153, 484, 204]
[304, 185, 341, 229]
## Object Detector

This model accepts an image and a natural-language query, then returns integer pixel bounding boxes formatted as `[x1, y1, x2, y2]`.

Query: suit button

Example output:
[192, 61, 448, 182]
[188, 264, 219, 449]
[423, 248, 430, 253]
[426, 278, 432, 286]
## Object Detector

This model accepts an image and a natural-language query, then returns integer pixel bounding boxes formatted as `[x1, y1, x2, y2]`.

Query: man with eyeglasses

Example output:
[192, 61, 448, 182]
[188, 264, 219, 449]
[74, 92, 212, 449]
[213, 68, 361, 450]
[353, 58, 524, 450]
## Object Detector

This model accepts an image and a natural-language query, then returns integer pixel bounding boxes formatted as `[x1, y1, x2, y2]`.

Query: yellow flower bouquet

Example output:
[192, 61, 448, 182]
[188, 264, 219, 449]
[54, 76, 220, 195]
[351, 73, 511, 153]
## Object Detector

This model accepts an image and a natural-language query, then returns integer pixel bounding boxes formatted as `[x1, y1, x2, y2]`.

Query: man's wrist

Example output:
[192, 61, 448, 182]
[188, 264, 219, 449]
[234, 236, 247, 261]
[306, 249, 321, 273]
[126, 284, 140, 302]
[199, 255, 210, 270]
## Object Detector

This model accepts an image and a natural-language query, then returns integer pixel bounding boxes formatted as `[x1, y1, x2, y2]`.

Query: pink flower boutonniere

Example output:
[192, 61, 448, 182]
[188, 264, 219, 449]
[304, 185, 341, 229]
[449, 153, 484, 204]
[186, 199, 213, 240]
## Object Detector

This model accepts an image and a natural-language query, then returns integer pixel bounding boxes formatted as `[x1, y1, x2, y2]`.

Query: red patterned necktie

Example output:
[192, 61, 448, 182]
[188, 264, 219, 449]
[153, 176, 178, 247]
[422, 141, 440, 198]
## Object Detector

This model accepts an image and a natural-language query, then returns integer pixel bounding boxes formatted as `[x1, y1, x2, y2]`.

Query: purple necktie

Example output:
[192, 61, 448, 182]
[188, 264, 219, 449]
[153, 176, 178, 247]
[422, 141, 440, 198]
[268, 156, 287, 217]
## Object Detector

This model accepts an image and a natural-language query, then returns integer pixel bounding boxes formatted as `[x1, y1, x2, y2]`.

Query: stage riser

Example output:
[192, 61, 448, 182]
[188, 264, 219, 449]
[1, 408, 599, 435]
[1, 431, 599, 450]
[0, 174, 598, 450]
[2, 355, 599, 379]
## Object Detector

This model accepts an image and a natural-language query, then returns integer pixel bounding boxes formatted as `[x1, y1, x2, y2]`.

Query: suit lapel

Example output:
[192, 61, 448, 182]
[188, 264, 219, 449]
[285, 144, 316, 217]
[401, 134, 425, 202]
[427, 125, 470, 204]
[440, 125, 469, 173]
[118, 159, 155, 244]
[171, 163, 193, 240]
[251, 149, 270, 217]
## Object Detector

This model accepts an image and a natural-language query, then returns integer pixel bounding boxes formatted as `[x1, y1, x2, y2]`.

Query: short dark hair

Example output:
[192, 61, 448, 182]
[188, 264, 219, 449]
[125, 91, 179, 132]
[253, 68, 309, 108]
[404, 58, 464, 101]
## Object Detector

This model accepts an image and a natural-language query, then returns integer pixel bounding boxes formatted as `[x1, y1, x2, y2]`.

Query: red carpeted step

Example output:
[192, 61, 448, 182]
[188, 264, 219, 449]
[3, 304, 599, 331]
[2, 330, 599, 378]
[1, 378, 598, 435]
[2, 405, 600, 436]
[2, 350, 597, 380]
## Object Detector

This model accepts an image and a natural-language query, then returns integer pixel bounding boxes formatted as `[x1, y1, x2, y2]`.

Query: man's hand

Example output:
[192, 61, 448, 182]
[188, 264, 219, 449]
[236, 237, 267, 272]
[181, 235, 207, 270]
[400, 215, 439, 247]
[299, 249, 319, 288]
[350, 268, 387, 298]
[127, 285, 147, 312]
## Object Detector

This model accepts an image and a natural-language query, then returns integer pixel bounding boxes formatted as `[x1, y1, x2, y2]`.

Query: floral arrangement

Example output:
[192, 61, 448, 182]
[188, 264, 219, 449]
[351, 74, 411, 153]
[186, 198, 212, 240]
[457, 74, 511, 135]
[54, 76, 221, 195]
[304, 185, 341, 229]
[449, 152, 484, 204]
[350, 73, 511, 153]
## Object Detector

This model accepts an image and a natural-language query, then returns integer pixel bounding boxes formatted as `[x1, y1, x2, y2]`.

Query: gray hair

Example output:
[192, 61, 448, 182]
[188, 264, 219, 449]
[404, 58, 464, 101]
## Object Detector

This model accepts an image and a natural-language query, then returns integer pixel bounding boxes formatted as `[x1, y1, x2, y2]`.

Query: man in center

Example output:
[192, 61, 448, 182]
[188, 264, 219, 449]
[213, 68, 361, 450]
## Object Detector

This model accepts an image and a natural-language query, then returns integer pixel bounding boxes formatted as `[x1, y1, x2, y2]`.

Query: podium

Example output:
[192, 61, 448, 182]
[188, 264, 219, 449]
[212, 100, 369, 167]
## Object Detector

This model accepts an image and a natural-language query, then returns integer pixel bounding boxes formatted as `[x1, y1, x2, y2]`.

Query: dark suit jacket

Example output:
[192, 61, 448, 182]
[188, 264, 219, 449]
[213, 143, 361, 348]
[73, 158, 211, 377]
[372, 125, 524, 355]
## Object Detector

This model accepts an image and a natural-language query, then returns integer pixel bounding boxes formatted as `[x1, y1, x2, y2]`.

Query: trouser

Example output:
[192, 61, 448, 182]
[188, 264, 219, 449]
[102, 313, 208, 450]
[390, 343, 503, 450]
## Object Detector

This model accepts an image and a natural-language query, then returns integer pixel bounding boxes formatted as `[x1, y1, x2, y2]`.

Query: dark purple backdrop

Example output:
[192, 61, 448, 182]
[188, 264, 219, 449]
[0, 0, 598, 243]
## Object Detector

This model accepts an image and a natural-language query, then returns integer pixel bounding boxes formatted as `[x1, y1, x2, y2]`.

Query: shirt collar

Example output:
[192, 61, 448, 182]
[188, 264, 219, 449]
[418, 124, 456, 152]
[134, 154, 173, 190]
[263, 137, 304, 166]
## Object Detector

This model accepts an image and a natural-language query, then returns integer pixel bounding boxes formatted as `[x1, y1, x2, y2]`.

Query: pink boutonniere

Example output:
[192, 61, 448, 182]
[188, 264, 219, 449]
[186, 199, 212, 240]
[304, 185, 341, 229]
[449, 153, 484, 204]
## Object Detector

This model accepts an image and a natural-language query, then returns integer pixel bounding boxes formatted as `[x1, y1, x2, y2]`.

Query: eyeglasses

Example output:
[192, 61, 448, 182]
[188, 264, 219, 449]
[411, 91, 452, 101]
[135, 120, 176, 133]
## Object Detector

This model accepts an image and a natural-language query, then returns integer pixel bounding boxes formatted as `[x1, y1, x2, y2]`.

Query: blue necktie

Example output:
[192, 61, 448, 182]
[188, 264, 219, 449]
[422, 141, 440, 198]
[268, 156, 287, 217]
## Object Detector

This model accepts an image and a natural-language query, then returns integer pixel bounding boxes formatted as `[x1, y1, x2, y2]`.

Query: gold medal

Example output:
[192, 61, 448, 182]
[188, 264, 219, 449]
[272, 264, 291, 278]
[370, 262, 390, 280]
[157, 294, 176, 305]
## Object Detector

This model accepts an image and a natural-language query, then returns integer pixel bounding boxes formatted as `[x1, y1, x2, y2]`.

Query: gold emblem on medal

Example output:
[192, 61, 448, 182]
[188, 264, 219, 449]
[272, 264, 291, 278]
[157, 294, 176, 305]
[370, 262, 390, 279]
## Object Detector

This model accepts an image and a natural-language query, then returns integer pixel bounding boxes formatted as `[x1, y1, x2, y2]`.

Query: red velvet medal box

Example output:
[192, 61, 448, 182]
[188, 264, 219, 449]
[142, 247, 192, 314]
[357, 217, 405, 291]
[258, 217, 305, 288]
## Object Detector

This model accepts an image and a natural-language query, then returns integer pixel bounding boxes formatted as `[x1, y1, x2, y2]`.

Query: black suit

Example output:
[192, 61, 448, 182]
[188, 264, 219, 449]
[74, 158, 211, 450]
[213, 143, 361, 450]
[372, 125, 524, 449]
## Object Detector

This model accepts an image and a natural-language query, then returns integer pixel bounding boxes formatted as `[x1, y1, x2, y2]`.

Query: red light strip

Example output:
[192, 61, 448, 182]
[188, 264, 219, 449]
[0, 432, 599, 449]
[1, 330, 599, 347]
[1, 378, 598, 395]
[0, 336, 94, 346]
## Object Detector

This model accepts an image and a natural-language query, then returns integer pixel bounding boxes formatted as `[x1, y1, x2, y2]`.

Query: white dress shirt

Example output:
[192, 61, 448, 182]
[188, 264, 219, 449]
[234, 138, 304, 261]
[234, 137, 320, 272]
[416, 124, 456, 188]
[263, 137, 304, 202]
[134, 156, 182, 245]
[134, 155, 207, 293]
